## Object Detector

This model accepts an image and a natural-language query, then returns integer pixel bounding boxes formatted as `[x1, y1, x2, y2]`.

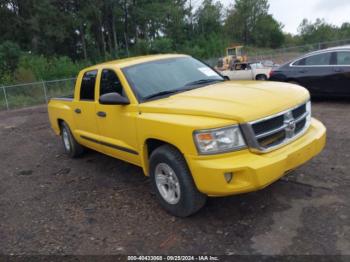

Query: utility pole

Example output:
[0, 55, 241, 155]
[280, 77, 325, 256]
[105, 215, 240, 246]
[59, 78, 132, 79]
[189, 0, 193, 34]
[2, 87, 9, 110]
[124, 0, 129, 57]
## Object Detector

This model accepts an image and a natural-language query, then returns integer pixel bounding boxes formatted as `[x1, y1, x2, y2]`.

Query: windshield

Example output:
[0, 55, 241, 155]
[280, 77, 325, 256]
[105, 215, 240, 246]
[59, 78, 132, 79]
[122, 56, 223, 102]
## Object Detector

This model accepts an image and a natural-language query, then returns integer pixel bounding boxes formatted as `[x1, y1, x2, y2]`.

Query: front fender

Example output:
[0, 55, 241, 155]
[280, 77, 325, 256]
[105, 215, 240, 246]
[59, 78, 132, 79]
[137, 112, 235, 175]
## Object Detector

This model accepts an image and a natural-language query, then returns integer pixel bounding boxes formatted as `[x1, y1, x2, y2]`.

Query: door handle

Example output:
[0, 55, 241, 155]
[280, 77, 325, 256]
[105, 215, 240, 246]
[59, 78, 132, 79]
[74, 108, 81, 114]
[298, 70, 307, 73]
[97, 111, 107, 117]
[334, 68, 343, 72]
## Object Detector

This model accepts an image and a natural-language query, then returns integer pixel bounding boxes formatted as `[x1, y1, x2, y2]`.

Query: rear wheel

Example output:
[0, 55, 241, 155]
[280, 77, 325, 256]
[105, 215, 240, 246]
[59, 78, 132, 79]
[60, 121, 84, 158]
[149, 145, 207, 217]
[256, 74, 267, 81]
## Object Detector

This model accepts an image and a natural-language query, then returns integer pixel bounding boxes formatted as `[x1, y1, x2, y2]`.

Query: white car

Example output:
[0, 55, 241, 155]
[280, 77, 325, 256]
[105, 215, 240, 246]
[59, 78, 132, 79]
[221, 62, 271, 81]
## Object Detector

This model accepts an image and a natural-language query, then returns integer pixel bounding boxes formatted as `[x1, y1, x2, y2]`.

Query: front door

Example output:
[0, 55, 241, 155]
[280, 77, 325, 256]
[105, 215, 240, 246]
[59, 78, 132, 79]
[95, 68, 140, 165]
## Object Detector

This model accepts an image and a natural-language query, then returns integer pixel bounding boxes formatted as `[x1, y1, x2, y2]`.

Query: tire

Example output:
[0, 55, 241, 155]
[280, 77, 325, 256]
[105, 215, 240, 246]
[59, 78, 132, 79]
[288, 80, 300, 86]
[149, 145, 207, 217]
[60, 121, 84, 158]
[256, 74, 267, 81]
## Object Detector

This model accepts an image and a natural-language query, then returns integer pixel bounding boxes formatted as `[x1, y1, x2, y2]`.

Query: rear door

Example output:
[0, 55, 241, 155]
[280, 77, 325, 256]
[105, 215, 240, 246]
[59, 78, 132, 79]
[293, 52, 333, 95]
[72, 70, 101, 151]
[332, 51, 350, 95]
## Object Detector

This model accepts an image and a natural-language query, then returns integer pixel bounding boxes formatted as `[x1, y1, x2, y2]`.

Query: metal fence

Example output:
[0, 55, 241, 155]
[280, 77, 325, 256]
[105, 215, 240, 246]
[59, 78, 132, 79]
[0, 78, 76, 111]
[206, 38, 350, 67]
[250, 38, 350, 65]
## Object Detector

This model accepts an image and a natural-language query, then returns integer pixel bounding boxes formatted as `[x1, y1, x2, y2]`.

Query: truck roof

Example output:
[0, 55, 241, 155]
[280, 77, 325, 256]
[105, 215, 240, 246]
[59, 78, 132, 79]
[85, 54, 188, 71]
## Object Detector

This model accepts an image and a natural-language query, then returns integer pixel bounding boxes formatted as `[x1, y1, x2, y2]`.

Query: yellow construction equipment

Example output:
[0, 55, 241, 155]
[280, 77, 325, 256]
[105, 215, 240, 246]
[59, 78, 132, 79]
[215, 45, 248, 71]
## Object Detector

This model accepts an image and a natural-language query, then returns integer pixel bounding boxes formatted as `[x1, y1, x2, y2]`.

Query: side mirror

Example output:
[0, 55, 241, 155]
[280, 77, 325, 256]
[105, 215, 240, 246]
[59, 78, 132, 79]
[99, 92, 130, 105]
[223, 75, 230, 81]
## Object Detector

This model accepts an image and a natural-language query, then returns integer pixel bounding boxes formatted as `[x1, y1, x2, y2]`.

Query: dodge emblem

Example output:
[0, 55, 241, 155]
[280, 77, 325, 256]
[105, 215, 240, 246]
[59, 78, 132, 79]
[284, 112, 296, 138]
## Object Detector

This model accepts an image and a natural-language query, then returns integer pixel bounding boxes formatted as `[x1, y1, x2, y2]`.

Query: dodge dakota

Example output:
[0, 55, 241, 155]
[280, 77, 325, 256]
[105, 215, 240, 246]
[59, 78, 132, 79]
[48, 54, 326, 217]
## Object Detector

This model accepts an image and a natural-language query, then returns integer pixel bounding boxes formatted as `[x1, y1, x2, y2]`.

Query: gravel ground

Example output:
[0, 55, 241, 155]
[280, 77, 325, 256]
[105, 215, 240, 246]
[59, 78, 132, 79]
[0, 100, 349, 255]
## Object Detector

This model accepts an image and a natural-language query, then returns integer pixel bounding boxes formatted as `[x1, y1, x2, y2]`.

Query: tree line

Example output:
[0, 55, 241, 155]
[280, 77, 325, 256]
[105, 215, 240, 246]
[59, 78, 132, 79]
[1, 0, 350, 84]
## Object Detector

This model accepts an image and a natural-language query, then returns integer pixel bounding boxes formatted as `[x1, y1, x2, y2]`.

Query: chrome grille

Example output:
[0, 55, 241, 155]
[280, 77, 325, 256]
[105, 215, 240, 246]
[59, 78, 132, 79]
[241, 101, 311, 153]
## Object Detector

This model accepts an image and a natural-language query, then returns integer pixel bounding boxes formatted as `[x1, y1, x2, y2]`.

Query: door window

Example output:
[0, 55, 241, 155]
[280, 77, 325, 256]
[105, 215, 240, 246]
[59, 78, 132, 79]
[336, 51, 350, 65]
[100, 69, 124, 96]
[299, 53, 331, 66]
[80, 70, 97, 101]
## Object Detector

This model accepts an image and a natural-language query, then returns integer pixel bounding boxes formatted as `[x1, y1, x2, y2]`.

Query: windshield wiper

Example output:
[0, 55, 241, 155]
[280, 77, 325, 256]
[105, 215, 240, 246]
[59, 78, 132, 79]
[143, 90, 182, 100]
[184, 78, 224, 87]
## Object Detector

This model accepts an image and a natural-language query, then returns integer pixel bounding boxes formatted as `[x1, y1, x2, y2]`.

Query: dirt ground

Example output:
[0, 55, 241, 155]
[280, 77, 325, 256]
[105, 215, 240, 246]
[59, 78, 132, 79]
[0, 100, 349, 255]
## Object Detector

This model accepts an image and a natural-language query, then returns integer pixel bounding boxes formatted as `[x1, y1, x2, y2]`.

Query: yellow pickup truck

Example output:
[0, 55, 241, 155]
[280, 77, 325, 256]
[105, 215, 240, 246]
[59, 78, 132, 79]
[48, 54, 326, 217]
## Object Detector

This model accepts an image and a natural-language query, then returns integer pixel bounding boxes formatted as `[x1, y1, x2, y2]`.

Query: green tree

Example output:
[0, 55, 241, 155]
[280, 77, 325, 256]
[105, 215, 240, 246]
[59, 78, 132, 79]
[3, 0, 349, 86]
[0, 41, 21, 74]
[194, 0, 223, 36]
[226, 0, 269, 44]
[252, 15, 284, 48]
[225, 0, 284, 48]
[298, 19, 337, 44]
[150, 38, 173, 54]
[163, 0, 189, 49]
[338, 23, 350, 39]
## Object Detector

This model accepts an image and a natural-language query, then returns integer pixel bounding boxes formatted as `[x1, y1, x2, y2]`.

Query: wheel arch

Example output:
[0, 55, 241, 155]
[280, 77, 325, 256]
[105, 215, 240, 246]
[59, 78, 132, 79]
[286, 78, 300, 84]
[57, 119, 65, 134]
[255, 74, 268, 80]
[141, 138, 184, 176]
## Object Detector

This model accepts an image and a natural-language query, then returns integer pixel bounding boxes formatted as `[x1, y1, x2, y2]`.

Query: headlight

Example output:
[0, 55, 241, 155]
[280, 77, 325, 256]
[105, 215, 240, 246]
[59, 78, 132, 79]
[194, 125, 246, 154]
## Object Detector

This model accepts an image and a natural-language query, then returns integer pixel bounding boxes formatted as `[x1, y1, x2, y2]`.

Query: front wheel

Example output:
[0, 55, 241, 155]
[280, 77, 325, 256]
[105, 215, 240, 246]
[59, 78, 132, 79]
[149, 145, 207, 217]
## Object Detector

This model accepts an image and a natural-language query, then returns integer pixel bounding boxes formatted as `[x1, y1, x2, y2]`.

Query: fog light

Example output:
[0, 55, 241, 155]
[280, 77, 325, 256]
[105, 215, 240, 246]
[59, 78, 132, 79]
[224, 172, 233, 183]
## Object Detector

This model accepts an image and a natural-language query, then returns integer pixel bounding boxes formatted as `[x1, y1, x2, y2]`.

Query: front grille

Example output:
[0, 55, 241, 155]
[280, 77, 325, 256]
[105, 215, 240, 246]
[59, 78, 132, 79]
[242, 102, 311, 153]
[295, 118, 306, 134]
[252, 115, 284, 135]
[292, 104, 306, 119]
[258, 130, 286, 148]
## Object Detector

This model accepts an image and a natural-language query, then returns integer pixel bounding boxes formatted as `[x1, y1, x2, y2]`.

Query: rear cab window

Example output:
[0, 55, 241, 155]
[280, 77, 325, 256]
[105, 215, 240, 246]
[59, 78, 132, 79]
[80, 70, 97, 101]
[232, 63, 250, 70]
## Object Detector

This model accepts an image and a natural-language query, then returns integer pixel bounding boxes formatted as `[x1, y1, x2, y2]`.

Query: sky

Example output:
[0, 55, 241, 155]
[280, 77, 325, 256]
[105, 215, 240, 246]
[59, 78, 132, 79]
[198, 0, 350, 35]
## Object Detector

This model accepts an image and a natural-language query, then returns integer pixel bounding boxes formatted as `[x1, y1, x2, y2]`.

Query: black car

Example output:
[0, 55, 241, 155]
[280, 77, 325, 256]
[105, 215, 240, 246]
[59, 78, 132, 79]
[269, 46, 350, 96]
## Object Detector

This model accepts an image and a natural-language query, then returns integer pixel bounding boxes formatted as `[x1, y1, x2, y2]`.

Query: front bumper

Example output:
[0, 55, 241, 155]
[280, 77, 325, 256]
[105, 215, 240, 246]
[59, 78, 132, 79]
[185, 118, 326, 196]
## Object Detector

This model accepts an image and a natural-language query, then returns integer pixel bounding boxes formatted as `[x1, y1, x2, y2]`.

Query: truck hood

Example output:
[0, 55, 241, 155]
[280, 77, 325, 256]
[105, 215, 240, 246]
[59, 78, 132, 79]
[139, 81, 309, 122]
